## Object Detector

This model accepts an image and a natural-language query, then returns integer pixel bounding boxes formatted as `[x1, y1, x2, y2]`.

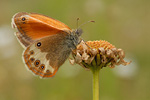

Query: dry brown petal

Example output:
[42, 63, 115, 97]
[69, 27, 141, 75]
[91, 49, 98, 56]
[75, 52, 82, 63]
[82, 51, 90, 61]
[69, 59, 75, 65]
[85, 56, 95, 64]
[106, 49, 113, 57]
[117, 49, 125, 58]
[99, 47, 105, 55]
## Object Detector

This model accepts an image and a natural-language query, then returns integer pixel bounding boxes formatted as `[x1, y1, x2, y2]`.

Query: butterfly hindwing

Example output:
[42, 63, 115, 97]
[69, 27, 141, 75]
[23, 33, 72, 78]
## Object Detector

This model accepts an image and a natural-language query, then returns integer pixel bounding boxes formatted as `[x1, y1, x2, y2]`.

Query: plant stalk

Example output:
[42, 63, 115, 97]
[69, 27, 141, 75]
[91, 67, 100, 100]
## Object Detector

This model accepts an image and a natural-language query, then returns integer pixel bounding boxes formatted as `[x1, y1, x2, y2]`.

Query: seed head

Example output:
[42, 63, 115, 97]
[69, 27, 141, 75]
[70, 40, 131, 69]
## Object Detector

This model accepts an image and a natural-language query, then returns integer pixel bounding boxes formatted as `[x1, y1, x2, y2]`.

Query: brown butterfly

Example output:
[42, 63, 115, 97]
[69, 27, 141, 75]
[11, 12, 82, 78]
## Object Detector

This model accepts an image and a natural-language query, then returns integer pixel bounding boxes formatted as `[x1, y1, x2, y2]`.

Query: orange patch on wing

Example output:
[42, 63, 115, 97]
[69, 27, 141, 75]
[29, 67, 58, 78]
[23, 48, 32, 70]
[43, 68, 58, 78]
[13, 12, 71, 40]
[23, 48, 30, 63]
[29, 13, 71, 30]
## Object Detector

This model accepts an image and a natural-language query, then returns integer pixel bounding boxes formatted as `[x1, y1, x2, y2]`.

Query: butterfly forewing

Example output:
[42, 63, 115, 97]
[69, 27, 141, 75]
[12, 12, 71, 47]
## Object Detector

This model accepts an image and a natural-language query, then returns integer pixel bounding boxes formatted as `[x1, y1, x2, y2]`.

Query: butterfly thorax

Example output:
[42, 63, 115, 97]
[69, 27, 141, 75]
[66, 28, 83, 50]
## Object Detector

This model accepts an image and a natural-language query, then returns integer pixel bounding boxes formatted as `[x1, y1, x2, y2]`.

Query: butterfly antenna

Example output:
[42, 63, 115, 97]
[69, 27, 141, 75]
[76, 18, 95, 49]
[76, 18, 95, 29]
[78, 20, 95, 29]
[76, 18, 80, 29]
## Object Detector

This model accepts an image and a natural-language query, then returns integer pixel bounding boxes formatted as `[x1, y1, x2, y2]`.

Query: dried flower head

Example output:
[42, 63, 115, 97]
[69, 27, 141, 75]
[70, 40, 131, 69]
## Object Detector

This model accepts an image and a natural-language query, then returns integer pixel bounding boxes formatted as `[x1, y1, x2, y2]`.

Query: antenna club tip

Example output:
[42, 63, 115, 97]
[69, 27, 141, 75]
[90, 20, 95, 23]
[77, 18, 80, 20]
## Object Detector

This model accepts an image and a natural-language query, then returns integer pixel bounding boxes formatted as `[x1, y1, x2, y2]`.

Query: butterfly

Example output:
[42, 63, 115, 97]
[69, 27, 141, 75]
[11, 12, 82, 78]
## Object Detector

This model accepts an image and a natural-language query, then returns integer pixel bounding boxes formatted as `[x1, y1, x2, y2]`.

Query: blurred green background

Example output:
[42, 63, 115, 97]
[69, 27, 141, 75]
[0, 0, 149, 100]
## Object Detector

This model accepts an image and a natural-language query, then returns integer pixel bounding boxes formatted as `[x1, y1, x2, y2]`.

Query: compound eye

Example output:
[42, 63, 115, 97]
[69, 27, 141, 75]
[75, 29, 83, 36]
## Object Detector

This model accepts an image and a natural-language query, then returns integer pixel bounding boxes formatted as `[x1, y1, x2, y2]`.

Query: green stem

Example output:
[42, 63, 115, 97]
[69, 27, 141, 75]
[91, 67, 100, 100]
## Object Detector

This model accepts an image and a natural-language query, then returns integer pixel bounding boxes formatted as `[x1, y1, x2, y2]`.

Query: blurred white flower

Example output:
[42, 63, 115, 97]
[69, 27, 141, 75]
[113, 57, 138, 79]
[0, 25, 17, 59]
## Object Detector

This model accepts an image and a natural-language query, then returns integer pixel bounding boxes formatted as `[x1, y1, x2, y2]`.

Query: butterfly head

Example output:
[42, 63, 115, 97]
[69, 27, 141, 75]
[68, 28, 83, 49]
[68, 19, 94, 49]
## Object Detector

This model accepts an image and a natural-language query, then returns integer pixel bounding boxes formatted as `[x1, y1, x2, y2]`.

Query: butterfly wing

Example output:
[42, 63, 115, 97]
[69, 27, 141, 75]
[12, 12, 71, 47]
[23, 33, 72, 78]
